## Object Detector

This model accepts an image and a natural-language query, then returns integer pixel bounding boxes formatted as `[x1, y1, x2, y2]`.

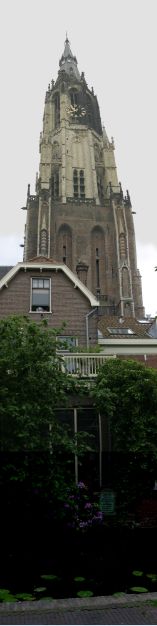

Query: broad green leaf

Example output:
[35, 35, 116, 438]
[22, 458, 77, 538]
[40, 574, 58, 581]
[77, 590, 93, 597]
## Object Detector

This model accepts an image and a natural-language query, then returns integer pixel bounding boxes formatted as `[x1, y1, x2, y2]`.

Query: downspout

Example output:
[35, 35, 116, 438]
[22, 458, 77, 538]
[85, 307, 98, 349]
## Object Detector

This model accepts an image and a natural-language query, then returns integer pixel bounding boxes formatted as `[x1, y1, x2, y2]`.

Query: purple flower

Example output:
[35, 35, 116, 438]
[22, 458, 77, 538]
[91, 512, 103, 523]
[84, 502, 92, 510]
[79, 521, 88, 528]
[77, 482, 86, 489]
[64, 503, 70, 508]
[96, 511, 103, 518]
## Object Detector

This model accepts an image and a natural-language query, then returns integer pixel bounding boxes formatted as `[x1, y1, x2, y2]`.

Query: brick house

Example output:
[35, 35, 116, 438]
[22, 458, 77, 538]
[0, 258, 99, 348]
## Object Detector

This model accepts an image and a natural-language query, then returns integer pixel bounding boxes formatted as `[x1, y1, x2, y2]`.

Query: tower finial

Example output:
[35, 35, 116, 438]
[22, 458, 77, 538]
[59, 36, 80, 79]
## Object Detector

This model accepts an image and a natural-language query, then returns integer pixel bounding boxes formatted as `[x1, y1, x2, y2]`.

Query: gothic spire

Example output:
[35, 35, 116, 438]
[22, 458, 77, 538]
[59, 35, 80, 80]
[63, 33, 73, 59]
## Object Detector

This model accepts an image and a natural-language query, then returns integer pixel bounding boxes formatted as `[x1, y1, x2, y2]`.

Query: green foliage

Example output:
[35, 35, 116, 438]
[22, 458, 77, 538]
[77, 590, 93, 597]
[40, 575, 58, 581]
[92, 359, 157, 455]
[92, 359, 157, 513]
[113, 592, 125, 597]
[74, 577, 86, 582]
[146, 574, 157, 582]
[15, 593, 35, 601]
[0, 315, 95, 525]
[149, 600, 157, 606]
[0, 589, 17, 602]
[0, 315, 68, 452]
[132, 571, 143, 577]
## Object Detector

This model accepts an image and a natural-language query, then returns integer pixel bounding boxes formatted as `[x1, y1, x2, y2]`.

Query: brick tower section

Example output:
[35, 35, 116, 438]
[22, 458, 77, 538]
[24, 36, 144, 318]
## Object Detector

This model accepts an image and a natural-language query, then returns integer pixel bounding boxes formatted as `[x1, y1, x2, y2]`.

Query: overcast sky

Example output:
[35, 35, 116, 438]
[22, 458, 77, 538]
[0, 0, 157, 315]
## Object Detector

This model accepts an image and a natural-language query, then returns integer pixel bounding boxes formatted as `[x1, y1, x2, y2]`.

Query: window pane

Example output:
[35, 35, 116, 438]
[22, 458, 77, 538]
[57, 336, 77, 349]
[38, 279, 44, 288]
[55, 408, 74, 433]
[32, 290, 49, 306]
[108, 327, 134, 335]
[44, 279, 50, 288]
[32, 279, 38, 288]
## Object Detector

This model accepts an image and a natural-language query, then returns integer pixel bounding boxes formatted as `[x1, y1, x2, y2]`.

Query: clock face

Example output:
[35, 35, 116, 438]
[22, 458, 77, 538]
[67, 104, 86, 119]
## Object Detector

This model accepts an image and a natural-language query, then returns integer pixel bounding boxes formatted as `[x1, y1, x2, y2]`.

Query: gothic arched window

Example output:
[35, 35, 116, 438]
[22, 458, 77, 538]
[80, 170, 85, 199]
[57, 224, 72, 269]
[73, 169, 85, 199]
[73, 169, 78, 198]
[91, 226, 106, 295]
[119, 233, 127, 259]
[70, 90, 78, 107]
[51, 171, 59, 198]
[97, 172, 104, 202]
[54, 94, 60, 128]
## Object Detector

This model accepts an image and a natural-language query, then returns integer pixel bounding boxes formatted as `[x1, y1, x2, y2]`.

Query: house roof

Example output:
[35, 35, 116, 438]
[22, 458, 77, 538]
[98, 316, 155, 339]
[0, 261, 99, 308]
[0, 266, 13, 279]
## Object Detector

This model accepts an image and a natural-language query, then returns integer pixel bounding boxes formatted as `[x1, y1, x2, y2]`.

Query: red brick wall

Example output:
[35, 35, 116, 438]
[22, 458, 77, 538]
[0, 268, 97, 346]
[118, 354, 157, 369]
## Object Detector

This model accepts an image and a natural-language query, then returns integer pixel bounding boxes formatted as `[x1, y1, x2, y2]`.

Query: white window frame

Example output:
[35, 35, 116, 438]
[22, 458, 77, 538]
[107, 327, 135, 335]
[57, 335, 78, 351]
[30, 277, 51, 313]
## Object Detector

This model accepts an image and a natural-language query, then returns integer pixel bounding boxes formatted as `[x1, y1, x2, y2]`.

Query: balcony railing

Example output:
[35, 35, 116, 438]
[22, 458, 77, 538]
[61, 353, 116, 378]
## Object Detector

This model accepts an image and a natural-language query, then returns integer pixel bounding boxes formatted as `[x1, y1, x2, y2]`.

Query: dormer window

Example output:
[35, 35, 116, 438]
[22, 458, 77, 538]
[107, 328, 135, 335]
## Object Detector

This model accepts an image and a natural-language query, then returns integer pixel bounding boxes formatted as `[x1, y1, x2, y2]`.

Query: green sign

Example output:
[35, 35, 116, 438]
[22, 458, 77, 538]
[99, 489, 115, 515]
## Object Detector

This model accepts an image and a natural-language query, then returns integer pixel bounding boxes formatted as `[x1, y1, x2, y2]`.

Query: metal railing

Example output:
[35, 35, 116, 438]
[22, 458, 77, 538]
[61, 353, 116, 377]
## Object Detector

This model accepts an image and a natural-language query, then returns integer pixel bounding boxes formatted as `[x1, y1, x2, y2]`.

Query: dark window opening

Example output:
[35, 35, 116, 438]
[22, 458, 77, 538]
[54, 94, 60, 128]
[96, 258, 100, 288]
[31, 278, 50, 312]
[70, 91, 78, 107]
[52, 172, 59, 198]
[97, 174, 104, 201]
[73, 169, 78, 198]
[63, 245, 66, 263]
[73, 169, 85, 199]
[80, 170, 85, 199]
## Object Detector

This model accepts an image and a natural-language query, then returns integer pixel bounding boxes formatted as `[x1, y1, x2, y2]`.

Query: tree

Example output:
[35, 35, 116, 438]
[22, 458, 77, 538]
[92, 358, 157, 516]
[0, 315, 67, 451]
[0, 316, 89, 528]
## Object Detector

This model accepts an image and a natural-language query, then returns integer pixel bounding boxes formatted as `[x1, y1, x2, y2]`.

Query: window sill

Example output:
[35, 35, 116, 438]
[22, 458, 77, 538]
[29, 311, 52, 314]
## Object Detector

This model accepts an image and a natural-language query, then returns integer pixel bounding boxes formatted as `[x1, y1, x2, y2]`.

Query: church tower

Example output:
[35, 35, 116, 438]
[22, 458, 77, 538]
[23, 36, 144, 318]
